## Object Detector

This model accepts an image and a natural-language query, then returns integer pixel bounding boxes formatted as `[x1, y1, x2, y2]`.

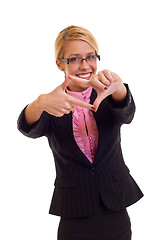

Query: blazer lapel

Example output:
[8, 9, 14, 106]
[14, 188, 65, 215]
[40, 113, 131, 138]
[57, 112, 93, 167]
[90, 89, 104, 166]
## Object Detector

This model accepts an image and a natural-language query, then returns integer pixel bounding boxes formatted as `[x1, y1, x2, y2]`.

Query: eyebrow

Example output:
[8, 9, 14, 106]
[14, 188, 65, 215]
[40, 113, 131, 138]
[68, 52, 95, 58]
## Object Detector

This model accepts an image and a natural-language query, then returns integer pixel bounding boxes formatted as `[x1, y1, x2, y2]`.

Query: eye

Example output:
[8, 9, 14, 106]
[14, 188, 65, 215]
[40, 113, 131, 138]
[86, 55, 96, 61]
[69, 57, 79, 63]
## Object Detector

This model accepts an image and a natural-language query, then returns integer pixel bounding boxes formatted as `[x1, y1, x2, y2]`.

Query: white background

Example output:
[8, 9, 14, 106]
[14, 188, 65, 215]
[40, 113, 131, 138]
[0, 0, 160, 239]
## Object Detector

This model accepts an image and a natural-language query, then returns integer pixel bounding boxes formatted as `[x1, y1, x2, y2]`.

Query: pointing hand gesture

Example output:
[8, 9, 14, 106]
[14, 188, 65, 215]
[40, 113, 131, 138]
[39, 75, 96, 117]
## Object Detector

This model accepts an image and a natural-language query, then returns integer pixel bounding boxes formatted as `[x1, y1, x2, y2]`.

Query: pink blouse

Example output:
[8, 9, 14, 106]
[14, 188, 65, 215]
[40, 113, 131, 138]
[67, 87, 99, 163]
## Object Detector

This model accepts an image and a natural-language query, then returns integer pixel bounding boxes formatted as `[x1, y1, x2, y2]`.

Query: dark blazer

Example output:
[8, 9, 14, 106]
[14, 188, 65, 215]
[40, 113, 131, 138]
[17, 84, 143, 218]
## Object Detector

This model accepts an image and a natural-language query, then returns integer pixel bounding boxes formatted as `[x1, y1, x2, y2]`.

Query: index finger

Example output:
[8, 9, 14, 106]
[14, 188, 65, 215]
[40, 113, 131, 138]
[68, 74, 107, 91]
[68, 95, 96, 111]
[68, 75, 90, 88]
[102, 69, 114, 83]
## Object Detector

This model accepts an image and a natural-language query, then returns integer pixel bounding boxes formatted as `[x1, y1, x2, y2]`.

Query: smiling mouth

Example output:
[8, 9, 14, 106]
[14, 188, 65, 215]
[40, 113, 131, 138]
[76, 72, 92, 79]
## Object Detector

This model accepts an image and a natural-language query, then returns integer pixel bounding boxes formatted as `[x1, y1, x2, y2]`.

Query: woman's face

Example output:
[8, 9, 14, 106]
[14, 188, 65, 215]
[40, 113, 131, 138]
[58, 40, 98, 92]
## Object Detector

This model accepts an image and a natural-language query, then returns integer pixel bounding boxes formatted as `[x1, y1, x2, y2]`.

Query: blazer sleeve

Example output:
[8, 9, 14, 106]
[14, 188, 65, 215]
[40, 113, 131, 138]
[107, 84, 136, 125]
[17, 106, 51, 138]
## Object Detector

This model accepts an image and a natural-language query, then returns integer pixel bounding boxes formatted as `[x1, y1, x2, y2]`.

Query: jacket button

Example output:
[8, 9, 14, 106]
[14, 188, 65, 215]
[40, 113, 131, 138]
[91, 167, 95, 174]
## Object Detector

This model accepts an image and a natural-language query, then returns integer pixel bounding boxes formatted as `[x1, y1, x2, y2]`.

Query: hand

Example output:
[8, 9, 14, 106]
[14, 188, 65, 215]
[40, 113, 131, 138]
[94, 69, 127, 109]
[68, 69, 127, 110]
[39, 75, 96, 117]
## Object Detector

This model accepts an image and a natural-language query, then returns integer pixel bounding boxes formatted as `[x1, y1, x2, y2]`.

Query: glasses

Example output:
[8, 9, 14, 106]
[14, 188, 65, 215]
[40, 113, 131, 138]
[59, 54, 100, 65]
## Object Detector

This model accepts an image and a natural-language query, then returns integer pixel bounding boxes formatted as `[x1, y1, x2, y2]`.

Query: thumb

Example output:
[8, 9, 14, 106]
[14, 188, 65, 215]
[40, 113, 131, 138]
[93, 95, 103, 110]
[61, 74, 69, 90]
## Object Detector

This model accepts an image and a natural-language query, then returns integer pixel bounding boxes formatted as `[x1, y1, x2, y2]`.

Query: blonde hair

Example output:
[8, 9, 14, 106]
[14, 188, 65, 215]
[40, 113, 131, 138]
[55, 25, 99, 60]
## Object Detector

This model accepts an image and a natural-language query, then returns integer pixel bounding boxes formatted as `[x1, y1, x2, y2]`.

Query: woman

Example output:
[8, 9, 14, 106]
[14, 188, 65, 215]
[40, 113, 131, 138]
[17, 25, 143, 240]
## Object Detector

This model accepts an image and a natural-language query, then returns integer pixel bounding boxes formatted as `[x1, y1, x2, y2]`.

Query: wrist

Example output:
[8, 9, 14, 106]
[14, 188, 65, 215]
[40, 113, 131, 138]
[25, 96, 44, 125]
[112, 84, 127, 102]
[37, 94, 46, 112]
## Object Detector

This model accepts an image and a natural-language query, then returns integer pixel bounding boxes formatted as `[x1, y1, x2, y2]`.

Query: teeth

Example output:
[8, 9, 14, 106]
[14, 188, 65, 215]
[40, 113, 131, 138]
[77, 73, 91, 78]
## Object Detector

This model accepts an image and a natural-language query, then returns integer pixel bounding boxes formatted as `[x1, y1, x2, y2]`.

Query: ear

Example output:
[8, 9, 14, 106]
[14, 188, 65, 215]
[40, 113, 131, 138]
[56, 59, 65, 72]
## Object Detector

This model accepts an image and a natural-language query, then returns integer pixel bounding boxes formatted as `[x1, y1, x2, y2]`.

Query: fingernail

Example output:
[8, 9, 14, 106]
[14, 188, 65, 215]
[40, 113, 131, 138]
[104, 87, 108, 90]
[91, 106, 96, 111]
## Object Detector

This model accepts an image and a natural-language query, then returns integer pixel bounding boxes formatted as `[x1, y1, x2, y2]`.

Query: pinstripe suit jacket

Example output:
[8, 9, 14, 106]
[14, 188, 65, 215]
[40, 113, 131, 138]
[17, 84, 143, 218]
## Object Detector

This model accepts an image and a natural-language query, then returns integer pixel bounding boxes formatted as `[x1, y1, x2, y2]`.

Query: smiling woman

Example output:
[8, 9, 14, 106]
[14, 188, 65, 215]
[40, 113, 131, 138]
[17, 25, 143, 240]
[56, 40, 99, 92]
[55, 26, 99, 92]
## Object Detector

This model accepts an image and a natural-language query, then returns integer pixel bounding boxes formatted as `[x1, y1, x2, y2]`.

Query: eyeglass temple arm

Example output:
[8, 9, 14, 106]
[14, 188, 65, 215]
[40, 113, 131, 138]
[60, 58, 69, 64]
[96, 54, 100, 61]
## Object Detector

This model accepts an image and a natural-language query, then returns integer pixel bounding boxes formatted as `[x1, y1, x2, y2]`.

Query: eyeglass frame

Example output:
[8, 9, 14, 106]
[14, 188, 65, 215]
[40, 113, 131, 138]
[59, 54, 100, 64]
